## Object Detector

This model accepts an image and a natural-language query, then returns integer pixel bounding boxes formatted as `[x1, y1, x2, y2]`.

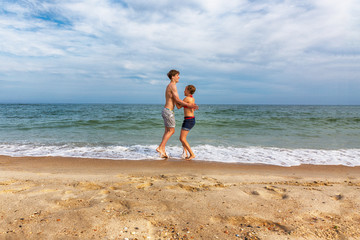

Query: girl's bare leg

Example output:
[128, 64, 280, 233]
[182, 146, 189, 159]
[179, 129, 195, 160]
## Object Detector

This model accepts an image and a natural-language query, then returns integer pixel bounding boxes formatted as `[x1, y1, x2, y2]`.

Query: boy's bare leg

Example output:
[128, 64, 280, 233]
[156, 146, 168, 158]
[179, 130, 195, 160]
[157, 127, 175, 158]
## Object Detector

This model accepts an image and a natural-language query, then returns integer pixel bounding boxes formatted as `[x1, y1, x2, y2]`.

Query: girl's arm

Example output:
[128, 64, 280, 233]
[171, 84, 197, 109]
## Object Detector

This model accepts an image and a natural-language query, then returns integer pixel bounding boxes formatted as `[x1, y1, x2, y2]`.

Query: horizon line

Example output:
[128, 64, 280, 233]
[1, 102, 359, 106]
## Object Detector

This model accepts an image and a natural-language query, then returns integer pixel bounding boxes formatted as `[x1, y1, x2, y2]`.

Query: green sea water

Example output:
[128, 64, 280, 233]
[1, 104, 359, 166]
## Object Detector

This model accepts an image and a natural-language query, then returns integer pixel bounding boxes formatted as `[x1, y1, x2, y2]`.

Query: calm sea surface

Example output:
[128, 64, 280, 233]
[1, 104, 359, 166]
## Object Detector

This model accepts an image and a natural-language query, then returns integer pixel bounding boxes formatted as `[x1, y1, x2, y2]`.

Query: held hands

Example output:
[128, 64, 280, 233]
[190, 103, 199, 110]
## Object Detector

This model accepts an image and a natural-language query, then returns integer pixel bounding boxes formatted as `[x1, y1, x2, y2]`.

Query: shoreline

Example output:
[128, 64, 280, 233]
[1, 155, 360, 239]
[2, 155, 360, 171]
[1, 144, 359, 167]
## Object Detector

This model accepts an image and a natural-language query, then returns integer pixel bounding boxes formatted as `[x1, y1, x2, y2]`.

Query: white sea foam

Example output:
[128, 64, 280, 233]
[0, 143, 359, 167]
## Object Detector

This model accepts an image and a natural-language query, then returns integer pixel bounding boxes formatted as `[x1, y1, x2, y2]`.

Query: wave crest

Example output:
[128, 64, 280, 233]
[0, 143, 359, 167]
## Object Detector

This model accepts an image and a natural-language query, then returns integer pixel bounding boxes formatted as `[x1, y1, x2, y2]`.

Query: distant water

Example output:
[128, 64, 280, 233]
[1, 104, 359, 166]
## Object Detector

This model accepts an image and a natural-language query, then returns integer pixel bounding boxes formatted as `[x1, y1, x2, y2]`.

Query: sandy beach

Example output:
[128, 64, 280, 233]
[1, 155, 360, 240]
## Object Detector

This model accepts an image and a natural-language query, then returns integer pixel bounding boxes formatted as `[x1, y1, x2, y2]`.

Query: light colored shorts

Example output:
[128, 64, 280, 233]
[162, 108, 175, 128]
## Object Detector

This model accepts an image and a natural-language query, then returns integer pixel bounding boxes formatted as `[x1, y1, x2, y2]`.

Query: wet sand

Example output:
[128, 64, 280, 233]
[1, 155, 360, 239]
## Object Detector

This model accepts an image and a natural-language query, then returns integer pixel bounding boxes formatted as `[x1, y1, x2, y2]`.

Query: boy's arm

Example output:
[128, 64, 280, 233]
[176, 100, 182, 109]
[179, 97, 190, 109]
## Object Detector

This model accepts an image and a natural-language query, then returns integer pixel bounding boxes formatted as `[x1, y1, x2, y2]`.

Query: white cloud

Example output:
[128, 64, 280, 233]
[0, 0, 359, 104]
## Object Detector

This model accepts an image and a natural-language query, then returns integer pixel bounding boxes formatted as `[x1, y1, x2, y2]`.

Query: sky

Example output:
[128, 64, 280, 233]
[0, 0, 359, 105]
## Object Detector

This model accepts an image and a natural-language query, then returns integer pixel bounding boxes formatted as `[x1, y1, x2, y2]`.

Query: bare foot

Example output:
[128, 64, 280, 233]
[185, 155, 195, 161]
[181, 149, 188, 159]
[156, 147, 169, 158]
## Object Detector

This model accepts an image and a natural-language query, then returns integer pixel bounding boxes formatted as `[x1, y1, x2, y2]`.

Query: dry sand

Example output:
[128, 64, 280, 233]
[1, 155, 360, 240]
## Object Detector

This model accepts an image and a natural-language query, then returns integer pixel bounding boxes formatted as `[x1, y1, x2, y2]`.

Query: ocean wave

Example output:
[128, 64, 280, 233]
[0, 143, 359, 167]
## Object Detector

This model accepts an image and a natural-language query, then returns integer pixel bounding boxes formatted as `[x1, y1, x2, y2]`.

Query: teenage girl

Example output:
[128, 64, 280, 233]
[177, 85, 196, 160]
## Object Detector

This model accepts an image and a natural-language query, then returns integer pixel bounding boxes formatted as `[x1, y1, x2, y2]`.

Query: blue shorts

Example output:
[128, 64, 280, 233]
[182, 116, 196, 131]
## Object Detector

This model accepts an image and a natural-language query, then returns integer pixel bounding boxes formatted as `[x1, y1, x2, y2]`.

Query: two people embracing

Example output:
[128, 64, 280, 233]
[156, 69, 198, 160]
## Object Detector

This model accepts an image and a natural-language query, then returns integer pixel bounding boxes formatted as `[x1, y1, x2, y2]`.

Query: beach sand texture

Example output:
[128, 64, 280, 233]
[1, 156, 360, 240]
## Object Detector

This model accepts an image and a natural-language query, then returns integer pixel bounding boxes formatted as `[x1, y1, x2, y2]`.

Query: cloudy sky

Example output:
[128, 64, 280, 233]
[1, 0, 359, 104]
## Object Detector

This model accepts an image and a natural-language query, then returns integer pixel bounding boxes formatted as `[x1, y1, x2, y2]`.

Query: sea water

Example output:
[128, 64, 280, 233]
[0, 104, 359, 166]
